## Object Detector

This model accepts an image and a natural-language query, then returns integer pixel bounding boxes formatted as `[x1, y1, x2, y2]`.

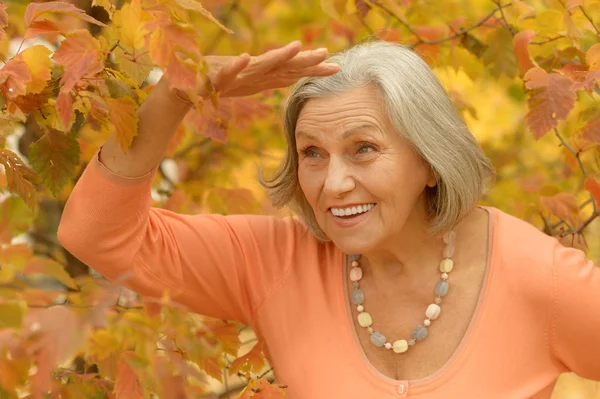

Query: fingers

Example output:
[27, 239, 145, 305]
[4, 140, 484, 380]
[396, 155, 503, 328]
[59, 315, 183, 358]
[281, 47, 330, 70]
[246, 41, 303, 74]
[214, 53, 251, 90]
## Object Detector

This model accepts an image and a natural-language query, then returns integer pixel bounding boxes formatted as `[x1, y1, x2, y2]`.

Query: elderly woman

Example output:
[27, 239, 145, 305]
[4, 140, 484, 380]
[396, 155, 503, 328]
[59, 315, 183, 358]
[58, 40, 600, 398]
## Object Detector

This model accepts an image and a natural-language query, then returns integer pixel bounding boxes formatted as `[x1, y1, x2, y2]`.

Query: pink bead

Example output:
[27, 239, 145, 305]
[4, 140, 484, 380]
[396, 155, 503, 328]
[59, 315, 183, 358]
[443, 243, 455, 258]
[350, 267, 363, 281]
[385, 343, 392, 349]
[443, 230, 456, 245]
[351, 260, 359, 267]
[424, 319, 431, 326]
[441, 273, 448, 280]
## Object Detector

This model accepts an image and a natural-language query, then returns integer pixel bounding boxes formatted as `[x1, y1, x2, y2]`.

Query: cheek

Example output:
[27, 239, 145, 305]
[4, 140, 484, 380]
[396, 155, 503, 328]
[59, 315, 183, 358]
[298, 167, 318, 205]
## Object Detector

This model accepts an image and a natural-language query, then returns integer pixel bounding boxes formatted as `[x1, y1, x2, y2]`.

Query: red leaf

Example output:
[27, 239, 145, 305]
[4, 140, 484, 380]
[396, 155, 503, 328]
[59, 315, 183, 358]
[53, 29, 105, 93]
[524, 68, 576, 139]
[584, 175, 600, 207]
[581, 113, 600, 144]
[56, 90, 74, 127]
[513, 30, 535, 74]
[558, 64, 600, 93]
[24, 1, 106, 28]
[115, 351, 144, 399]
[165, 53, 197, 91]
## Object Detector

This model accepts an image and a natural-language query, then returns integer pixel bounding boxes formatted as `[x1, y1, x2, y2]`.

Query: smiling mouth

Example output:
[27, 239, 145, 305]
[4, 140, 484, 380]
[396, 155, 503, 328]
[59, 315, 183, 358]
[329, 203, 376, 218]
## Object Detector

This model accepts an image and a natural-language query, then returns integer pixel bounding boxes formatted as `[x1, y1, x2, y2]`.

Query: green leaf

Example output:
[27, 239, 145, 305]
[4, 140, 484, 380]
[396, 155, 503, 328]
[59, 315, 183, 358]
[29, 129, 80, 197]
[0, 196, 34, 244]
[481, 28, 519, 78]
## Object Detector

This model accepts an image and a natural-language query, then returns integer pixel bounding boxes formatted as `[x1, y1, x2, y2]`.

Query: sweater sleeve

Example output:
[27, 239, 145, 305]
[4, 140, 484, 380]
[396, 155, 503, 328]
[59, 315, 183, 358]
[551, 241, 600, 379]
[57, 147, 308, 326]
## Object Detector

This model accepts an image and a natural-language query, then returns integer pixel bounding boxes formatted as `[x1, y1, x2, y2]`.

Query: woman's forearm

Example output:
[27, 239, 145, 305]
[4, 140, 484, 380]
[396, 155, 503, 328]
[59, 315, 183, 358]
[100, 74, 193, 177]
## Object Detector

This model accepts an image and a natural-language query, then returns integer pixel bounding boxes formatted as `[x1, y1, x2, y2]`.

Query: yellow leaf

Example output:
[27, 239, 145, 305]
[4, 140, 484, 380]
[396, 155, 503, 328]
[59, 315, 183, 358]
[15, 45, 52, 94]
[105, 96, 139, 152]
[92, 0, 115, 18]
[113, 0, 148, 50]
[0, 302, 25, 328]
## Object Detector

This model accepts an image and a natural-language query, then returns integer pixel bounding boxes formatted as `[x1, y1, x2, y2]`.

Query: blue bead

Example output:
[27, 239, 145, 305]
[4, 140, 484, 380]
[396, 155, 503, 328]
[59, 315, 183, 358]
[435, 281, 449, 297]
[413, 325, 428, 341]
[351, 289, 364, 305]
[370, 331, 386, 347]
[348, 254, 361, 262]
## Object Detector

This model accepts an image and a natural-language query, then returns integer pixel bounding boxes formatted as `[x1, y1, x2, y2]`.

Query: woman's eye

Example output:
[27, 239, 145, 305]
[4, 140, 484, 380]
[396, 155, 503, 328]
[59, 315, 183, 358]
[302, 147, 319, 158]
[358, 144, 374, 154]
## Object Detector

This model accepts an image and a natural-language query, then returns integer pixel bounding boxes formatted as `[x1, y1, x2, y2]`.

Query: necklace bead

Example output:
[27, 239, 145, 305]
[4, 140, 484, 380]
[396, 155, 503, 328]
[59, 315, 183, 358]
[348, 230, 456, 354]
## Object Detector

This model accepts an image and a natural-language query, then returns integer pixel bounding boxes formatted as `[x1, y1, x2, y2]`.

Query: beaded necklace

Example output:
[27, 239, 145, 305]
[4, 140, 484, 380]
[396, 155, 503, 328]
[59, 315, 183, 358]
[348, 230, 456, 353]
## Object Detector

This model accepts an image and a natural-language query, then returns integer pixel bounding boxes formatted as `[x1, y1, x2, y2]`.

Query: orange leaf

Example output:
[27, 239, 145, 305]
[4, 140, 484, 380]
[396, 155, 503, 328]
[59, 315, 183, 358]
[238, 378, 286, 398]
[166, 53, 198, 91]
[0, 3, 8, 44]
[0, 149, 39, 210]
[24, 19, 63, 39]
[587, 43, 600, 70]
[584, 175, 600, 207]
[582, 113, 600, 144]
[115, 351, 145, 399]
[513, 30, 535, 74]
[105, 97, 139, 152]
[524, 68, 576, 139]
[174, 0, 232, 33]
[201, 319, 240, 356]
[229, 340, 267, 376]
[24, 306, 82, 395]
[53, 29, 105, 93]
[541, 192, 579, 222]
[567, 0, 583, 10]
[0, 59, 32, 99]
[57, 90, 74, 127]
[24, 1, 106, 28]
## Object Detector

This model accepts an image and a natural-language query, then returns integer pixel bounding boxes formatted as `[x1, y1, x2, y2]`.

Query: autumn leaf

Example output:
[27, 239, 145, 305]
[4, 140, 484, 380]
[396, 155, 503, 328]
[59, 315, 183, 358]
[581, 113, 600, 144]
[105, 97, 139, 152]
[238, 377, 286, 398]
[524, 68, 576, 139]
[0, 3, 8, 44]
[0, 149, 39, 210]
[513, 30, 536, 74]
[14, 45, 52, 94]
[92, 0, 116, 18]
[0, 302, 26, 328]
[229, 340, 267, 376]
[541, 192, 580, 223]
[201, 319, 240, 356]
[29, 129, 80, 197]
[584, 175, 600, 207]
[115, 351, 145, 399]
[587, 43, 600, 70]
[24, 19, 63, 39]
[56, 90, 74, 127]
[22, 258, 77, 289]
[113, 0, 148, 50]
[174, 0, 233, 33]
[482, 28, 519, 78]
[0, 59, 32, 99]
[0, 196, 34, 244]
[24, 1, 107, 29]
[53, 29, 105, 94]
[24, 306, 83, 395]
[113, 47, 153, 87]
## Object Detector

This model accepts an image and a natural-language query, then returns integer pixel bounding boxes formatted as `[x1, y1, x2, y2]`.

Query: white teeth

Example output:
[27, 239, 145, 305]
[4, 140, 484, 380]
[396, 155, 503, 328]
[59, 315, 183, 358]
[330, 204, 375, 217]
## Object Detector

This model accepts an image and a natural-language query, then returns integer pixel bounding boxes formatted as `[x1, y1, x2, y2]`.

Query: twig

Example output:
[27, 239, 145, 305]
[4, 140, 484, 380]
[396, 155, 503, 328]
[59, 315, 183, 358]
[561, 211, 599, 236]
[554, 128, 587, 179]
[492, 0, 515, 36]
[579, 6, 600, 35]
[531, 35, 566, 45]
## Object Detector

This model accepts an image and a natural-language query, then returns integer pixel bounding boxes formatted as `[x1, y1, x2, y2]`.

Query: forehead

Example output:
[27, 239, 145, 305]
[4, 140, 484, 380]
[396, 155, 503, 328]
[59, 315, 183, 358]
[295, 85, 389, 134]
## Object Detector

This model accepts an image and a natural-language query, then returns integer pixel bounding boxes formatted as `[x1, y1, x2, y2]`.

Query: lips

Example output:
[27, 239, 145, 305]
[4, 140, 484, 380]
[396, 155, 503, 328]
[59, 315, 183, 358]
[329, 204, 376, 227]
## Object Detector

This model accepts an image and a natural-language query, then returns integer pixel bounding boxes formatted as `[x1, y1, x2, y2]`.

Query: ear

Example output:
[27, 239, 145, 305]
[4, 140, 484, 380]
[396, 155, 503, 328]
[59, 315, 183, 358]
[426, 167, 437, 188]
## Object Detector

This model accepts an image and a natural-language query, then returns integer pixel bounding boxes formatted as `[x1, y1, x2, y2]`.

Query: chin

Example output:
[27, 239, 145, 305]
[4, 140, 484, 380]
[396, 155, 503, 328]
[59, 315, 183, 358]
[328, 234, 377, 256]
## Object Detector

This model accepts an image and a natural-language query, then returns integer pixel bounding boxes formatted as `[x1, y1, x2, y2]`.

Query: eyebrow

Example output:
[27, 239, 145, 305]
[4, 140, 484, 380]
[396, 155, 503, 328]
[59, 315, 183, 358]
[295, 123, 380, 140]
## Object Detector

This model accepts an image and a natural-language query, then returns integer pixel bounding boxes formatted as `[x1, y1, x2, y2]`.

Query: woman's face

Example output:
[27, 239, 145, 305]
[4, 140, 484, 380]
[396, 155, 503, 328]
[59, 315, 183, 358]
[295, 84, 435, 255]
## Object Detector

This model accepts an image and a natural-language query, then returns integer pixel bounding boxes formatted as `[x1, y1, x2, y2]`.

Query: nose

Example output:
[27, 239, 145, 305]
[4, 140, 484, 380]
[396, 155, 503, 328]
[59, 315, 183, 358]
[323, 157, 355, 197]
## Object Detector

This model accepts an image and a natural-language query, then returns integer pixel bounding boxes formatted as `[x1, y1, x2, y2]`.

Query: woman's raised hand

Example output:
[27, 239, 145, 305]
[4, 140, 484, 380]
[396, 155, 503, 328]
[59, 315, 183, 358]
[174, 41, 340, 102]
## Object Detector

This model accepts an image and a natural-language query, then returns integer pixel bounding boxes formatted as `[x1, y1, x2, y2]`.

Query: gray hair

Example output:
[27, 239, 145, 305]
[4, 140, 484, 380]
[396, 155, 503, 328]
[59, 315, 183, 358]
[260, 39, 495, 241]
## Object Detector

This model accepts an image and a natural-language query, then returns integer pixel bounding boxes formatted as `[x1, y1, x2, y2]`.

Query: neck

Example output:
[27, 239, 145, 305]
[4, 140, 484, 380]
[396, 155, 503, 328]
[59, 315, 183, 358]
[361, 203, 444, 281]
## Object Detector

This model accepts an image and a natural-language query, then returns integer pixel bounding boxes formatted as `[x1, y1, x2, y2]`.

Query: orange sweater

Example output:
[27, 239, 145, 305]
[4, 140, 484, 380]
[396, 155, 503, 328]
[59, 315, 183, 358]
[58, 148, 600, 398]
